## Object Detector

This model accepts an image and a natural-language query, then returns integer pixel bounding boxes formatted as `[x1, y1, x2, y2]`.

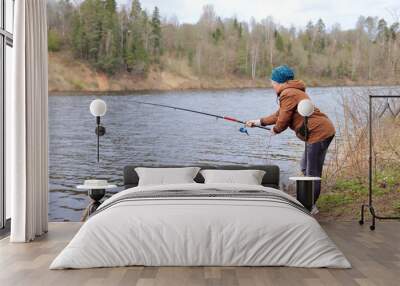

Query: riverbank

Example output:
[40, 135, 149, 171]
[316, 92, 400, 221]
[48, 51, 400, 93]
[49, 51, 268, 93]
[315, 164, 400, 221]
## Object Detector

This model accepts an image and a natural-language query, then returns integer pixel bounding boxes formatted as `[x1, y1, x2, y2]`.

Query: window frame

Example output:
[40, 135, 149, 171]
[0, 0, 13, 231]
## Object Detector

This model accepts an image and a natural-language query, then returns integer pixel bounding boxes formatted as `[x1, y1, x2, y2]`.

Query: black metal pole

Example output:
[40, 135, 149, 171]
[304, 116, 308, 176]
[96, 116, 100, 163]
[369, 95, 372, 206]
[368, 95, 375, 230]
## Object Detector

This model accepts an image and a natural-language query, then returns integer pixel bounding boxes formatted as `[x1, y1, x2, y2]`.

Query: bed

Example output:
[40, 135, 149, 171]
[50, 165, 350, 269]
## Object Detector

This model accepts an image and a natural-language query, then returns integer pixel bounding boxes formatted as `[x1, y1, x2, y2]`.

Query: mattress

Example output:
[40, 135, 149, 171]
[50, 183, 351, 269]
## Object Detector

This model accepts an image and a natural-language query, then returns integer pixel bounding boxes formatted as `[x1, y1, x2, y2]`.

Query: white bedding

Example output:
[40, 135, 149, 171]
[50, 183, 351, 269]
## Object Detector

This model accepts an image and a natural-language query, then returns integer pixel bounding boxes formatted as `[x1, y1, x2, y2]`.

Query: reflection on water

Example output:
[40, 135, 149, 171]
[49, 86, 399, 221]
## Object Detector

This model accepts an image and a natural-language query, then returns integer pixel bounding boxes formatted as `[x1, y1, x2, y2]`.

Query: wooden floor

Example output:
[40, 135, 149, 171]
[0, 222, 399, 286]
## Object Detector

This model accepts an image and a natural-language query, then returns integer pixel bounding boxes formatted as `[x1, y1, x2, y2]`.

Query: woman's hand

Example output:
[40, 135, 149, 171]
[245, 119, 261, 128]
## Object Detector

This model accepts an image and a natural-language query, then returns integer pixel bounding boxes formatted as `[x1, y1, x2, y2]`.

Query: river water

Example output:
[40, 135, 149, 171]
[49, 86, 400, 221]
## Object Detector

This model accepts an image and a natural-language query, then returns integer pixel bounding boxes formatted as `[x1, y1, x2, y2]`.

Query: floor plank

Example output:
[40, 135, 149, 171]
[0, 221, 399, 286]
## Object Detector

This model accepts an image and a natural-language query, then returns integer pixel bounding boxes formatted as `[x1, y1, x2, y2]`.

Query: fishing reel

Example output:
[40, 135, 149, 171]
[239, 126, 249, 136]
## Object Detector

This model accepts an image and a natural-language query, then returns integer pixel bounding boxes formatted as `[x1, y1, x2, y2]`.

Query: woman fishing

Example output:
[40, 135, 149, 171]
[246, 65, 335, 214]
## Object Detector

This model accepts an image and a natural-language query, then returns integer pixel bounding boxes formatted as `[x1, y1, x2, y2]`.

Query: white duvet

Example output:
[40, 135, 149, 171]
[50, 183, 351, 269]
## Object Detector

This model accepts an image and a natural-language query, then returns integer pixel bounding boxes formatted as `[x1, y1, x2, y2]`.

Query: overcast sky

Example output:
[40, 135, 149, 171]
[117, 0, 400, 29]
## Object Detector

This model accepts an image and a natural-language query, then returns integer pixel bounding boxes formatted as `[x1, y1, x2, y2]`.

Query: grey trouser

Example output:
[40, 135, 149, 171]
[301, 135, 334, 203]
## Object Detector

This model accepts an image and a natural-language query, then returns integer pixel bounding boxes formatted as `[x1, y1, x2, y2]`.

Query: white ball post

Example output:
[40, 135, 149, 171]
[90, 99, 107, 162]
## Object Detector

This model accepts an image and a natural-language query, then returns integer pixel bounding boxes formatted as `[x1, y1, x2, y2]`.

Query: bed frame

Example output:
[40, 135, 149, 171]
[123, 165, 280, 189]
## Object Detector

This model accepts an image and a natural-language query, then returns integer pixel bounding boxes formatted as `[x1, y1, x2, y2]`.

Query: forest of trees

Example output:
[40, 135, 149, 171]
[47, 0, 400, 84]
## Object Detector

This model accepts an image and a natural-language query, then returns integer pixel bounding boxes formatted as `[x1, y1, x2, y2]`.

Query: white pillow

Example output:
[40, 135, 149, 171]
[135, 167, 200, 186]
[200, 169, 266, 185]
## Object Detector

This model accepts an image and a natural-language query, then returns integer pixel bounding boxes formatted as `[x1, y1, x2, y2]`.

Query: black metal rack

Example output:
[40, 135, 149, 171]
[359, 94, 400, 230]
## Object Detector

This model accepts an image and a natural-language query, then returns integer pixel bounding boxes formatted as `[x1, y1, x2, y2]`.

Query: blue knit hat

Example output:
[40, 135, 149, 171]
[270, 65, 295, 83]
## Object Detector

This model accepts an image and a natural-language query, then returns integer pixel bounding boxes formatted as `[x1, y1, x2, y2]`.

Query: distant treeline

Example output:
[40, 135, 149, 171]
[47, 0, 400, 82]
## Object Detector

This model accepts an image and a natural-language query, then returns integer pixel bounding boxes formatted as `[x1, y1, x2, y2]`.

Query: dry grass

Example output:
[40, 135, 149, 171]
[48, 51, 269, 93]
[318, 88, 400, 221]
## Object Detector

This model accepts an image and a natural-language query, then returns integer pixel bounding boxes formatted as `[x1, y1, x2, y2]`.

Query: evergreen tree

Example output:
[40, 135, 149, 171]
[315, 18, 326, 53]
[125, 0, 148, 73]
[232, 18, 243, 38]
[301, 21, 314, 51]
[274, 30, 284, 52]
[389, 22, 399, 41]
[98, 0, 121, 74]
[131, 0, 142, 21]
[235, 38, 248, 75]
[69, 0, 121, 74]
[150, 6, 162, 63]
[81, 0, 103, 62]
[119, 6, 129, 66]
[212, 27, 223, 44]
[377, 19, 390, 43]
[71, 10, 84, 57]
[141, 10, 150, 50]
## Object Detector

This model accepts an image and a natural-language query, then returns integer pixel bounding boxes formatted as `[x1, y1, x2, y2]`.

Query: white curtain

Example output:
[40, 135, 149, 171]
[8, 0, 49, 242]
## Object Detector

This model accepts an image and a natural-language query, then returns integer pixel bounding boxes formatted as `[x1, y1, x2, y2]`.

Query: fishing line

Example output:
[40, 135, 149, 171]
[256, 131, 273, 164]
[133, 99, 274, 161]
[131, 99, 271, 133]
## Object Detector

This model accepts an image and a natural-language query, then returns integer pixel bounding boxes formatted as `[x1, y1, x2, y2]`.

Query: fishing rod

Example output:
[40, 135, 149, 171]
[131, 99, 271, 134]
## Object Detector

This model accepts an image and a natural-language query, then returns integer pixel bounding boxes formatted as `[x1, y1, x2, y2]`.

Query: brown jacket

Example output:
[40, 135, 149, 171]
[260, 80, 335, 143]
